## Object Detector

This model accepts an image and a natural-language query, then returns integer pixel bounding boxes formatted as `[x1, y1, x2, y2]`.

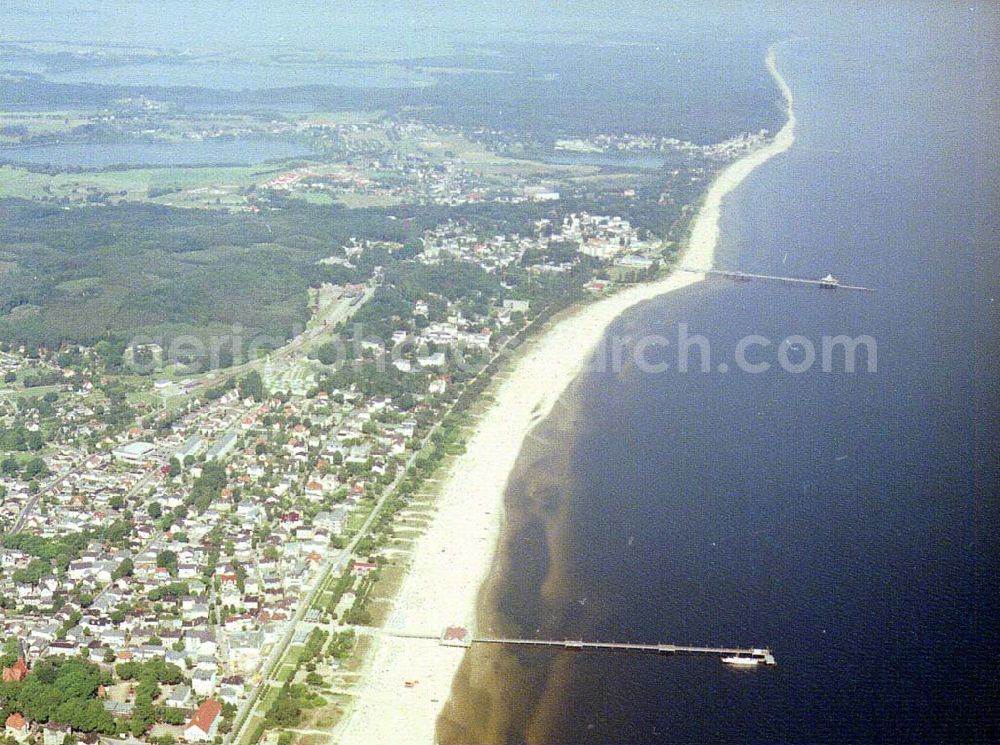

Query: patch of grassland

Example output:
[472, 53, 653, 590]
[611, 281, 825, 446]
[0, 162, 293, 207]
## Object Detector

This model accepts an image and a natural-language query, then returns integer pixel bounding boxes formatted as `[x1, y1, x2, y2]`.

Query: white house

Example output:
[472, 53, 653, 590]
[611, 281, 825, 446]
[184, 699, 221, 742]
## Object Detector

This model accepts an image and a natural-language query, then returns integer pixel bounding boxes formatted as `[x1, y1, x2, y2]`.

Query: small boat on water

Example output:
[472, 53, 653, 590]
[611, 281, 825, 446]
[722, 648, 777, 666]
[818, 273, 840, 289]
[722, 655, 762, 666]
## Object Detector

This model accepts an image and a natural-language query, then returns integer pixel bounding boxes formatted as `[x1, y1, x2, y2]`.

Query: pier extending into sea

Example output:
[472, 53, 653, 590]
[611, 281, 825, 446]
[349, 625, 776, 666]
[682, 267, 876, 292]
[474, 637, 777, 665]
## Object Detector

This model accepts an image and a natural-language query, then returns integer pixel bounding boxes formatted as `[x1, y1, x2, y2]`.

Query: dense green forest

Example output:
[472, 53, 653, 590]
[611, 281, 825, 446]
[0, 187, 684, 352]
[0, 198, 415, 348]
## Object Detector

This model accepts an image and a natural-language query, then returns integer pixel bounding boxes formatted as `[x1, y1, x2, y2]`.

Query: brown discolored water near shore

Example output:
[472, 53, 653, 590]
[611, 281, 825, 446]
[433, 351, 648, 745]
[435, 386, 595, 744]
[434, 301, 691, 744]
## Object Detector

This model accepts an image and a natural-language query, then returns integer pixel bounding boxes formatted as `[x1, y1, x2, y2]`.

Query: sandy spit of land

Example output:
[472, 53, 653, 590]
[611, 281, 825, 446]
[335, 46, 795, 745]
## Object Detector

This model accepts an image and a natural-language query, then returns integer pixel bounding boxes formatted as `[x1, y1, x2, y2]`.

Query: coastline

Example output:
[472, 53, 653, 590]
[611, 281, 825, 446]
[335, 45, 795, 745]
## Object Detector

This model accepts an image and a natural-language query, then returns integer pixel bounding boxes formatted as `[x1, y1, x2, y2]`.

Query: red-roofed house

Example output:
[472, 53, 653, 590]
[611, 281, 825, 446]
[5, 713, 29, 742]
[440, 627, 471, 648]
[2, 658, 29, 683]
[184, 699, 222, 742]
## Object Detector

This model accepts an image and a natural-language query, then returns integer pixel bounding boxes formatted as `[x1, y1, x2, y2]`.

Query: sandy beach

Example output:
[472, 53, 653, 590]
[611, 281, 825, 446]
[336, 47, 795, 745]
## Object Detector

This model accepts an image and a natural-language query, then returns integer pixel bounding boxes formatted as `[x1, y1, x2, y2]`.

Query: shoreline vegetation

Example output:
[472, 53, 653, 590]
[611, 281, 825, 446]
[335, 46, 796, 744]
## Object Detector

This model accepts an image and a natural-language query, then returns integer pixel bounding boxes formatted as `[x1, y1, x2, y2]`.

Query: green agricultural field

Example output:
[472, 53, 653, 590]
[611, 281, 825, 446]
[0, 162, 296, 208]
[0, 167, 55, 199]
[408, 130, 594, 178]
[333, 192, 403, 208]
[0, 111, 92, 141]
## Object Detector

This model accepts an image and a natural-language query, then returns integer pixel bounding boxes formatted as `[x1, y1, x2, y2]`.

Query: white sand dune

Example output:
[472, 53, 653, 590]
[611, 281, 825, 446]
[335, 46, 795, 745]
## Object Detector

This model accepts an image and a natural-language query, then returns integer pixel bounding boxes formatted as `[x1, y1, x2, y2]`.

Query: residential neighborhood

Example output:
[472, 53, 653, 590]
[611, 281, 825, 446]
[0, 76, 751, 745]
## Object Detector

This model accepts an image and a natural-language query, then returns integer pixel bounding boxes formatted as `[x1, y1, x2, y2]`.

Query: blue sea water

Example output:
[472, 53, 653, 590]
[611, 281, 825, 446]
[500, 11, 1000, 743]
[453, 7, 999, 744]
[541, 152, 666, 170]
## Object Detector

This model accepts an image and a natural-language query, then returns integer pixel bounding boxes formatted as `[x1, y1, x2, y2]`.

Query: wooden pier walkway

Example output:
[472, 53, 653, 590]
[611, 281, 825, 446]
[681, 267, 875, 292]
[350, 625, 776, 666]
[474, 637, 775, 664]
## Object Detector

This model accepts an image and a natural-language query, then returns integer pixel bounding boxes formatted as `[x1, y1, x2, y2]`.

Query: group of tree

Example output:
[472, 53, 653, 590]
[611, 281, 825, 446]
[115, 658, 185, 737]
[154, 550, 178, 576]
[0, 426, 44, 452]
[0, 656, 115, 734]
[147, 581, 189, 602]
[187, 461, 227, 514]
[238, 370, 264, 402]
[263, 627, 333, 730]
[0, 533, 91, 574]
[1, 456, 49, 480]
